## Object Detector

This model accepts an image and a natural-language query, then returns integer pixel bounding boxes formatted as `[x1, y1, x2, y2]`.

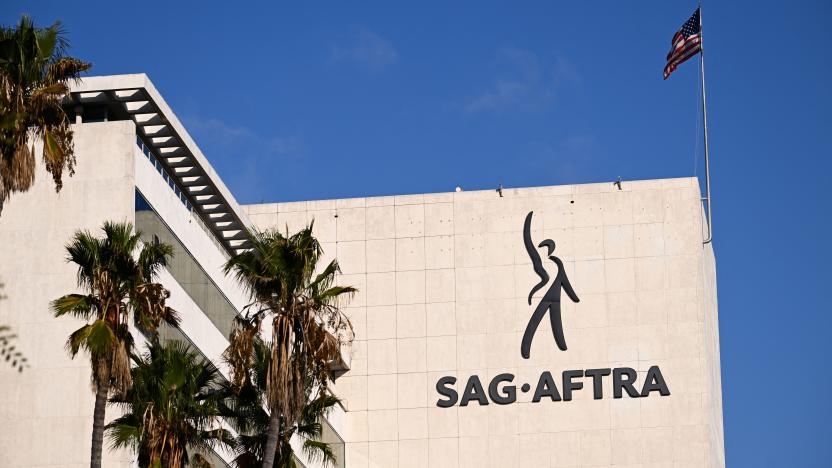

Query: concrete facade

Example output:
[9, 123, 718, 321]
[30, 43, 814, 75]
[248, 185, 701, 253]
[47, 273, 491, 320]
[0, 75, 346, 468]
[0, 74, 723, 467]
[244, 179, 724, 468]
[0, 121, 137, 467]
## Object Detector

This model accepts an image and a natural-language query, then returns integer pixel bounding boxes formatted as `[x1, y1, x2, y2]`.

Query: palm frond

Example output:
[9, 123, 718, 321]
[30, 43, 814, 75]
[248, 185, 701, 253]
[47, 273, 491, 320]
[105, 420, 141, 451]
[301, 440, 335, 467]
[107, 340, 232, 468]
[64, 230, 101, 288]
[313, 286, 357, 308]
[41, 126, 64, 165]
[45, 56, 90, 83]
[223, 316, 261, 392]
[101, 221, 140, 259]
[64, 320, 118, 357]
[306, 259, 340, 294]
[131, 282, 178, 337]
[51, 293, 97, 320]
[299, 393, 340, 429]
[30, 81, 67, 98]
[137, 240, 174, 280]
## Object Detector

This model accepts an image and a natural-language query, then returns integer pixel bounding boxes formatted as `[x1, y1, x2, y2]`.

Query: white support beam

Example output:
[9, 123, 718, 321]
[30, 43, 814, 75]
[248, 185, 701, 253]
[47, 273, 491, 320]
[124, 100, 151, 113]
[113, 88, 143, 100]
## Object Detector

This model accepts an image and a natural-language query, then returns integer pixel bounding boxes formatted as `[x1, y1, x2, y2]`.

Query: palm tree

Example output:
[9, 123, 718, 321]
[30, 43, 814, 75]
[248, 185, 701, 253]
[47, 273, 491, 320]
[223, 225, 355, 468]
[221, 338, 340, 468]
[0, 15, 91, 215]
[52, 221, 179, 468]
[107, 340, 234, 468]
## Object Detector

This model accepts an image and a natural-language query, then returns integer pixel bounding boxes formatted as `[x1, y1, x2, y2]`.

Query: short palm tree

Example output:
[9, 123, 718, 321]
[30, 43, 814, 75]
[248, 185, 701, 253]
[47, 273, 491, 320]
[52, 221, 179, 468]
[221, 338, 340, 468]
[223, 225, 355, 468]
[0, 15, 91, 215]
[107, 340, 234, 468]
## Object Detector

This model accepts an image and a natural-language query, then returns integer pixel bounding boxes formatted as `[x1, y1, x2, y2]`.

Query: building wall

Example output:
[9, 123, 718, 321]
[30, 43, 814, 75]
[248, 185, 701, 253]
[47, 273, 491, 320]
[244, 178, 725, 468]
[0, 121, 137, 467]
[0, 112, 724, 468]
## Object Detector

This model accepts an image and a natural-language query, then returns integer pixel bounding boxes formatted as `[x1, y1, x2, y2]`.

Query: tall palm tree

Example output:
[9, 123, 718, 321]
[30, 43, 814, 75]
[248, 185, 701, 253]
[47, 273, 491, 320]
[221, 338, 340, 468]
[52, 221, 179, 468]
[0, 15, 91, 215]
[223, 225, 355, 468]
[107, 340, 234, 468]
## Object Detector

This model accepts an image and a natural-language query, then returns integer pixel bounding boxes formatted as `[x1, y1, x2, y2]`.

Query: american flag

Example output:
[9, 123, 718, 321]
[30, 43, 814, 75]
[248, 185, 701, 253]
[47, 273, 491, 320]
[664, 8, 702, 80]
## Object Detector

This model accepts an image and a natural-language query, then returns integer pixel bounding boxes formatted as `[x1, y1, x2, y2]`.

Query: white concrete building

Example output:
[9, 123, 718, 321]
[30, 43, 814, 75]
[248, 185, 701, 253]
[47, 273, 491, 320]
[0, 74, 724, 467]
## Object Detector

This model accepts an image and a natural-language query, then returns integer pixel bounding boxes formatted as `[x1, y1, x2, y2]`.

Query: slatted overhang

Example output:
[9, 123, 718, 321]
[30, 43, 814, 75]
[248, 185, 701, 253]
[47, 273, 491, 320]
[66, 74, 253, 256]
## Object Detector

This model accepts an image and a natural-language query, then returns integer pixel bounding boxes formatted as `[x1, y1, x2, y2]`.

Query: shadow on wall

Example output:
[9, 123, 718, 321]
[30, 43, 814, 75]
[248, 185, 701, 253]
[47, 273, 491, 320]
[0, 281, 29, 372]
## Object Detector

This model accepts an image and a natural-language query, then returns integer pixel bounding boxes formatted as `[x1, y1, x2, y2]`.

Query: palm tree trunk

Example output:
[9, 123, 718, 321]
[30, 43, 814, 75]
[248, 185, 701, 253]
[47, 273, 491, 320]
[90, 382, 108, 468]
[261, 413, 282, 468]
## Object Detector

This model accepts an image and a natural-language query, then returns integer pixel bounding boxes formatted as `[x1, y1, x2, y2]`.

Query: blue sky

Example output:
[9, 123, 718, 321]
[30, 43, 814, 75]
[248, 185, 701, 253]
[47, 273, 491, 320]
[4, 1, 831, 465]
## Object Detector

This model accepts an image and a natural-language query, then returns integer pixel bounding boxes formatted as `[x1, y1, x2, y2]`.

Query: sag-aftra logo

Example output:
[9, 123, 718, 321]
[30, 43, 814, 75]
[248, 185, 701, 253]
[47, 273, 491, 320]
[434, 211, 670, 408]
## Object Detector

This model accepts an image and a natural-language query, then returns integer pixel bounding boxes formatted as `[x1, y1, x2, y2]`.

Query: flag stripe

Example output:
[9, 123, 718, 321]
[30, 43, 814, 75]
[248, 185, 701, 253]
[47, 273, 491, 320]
[666, 34, 701, 61]
[664, 46, 700, 79]
[668, 41, 702, 70]
[664, 43, 702, 79]
[669, 38, 702, 64]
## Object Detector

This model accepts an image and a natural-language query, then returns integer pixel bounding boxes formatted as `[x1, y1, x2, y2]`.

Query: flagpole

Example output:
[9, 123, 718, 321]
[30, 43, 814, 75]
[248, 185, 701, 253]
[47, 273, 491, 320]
[699, 2, 713, 244]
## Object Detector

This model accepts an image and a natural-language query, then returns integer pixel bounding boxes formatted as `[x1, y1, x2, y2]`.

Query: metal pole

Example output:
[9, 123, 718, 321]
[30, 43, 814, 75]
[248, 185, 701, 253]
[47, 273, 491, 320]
[699, 3, 713, 244]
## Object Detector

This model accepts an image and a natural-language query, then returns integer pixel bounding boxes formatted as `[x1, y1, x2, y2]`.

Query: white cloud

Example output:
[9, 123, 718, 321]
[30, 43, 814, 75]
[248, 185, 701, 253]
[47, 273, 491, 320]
[464, 46, 580, 113]
[329, 27, 398, 71]
[184, 117, 302, 159]
[182, 116, 304, 201]
[183, 117, 252, 144]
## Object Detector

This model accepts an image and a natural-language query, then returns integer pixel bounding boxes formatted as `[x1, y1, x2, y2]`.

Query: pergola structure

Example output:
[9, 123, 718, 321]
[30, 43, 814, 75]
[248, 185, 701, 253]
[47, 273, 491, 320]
[65, 74, 252, 255]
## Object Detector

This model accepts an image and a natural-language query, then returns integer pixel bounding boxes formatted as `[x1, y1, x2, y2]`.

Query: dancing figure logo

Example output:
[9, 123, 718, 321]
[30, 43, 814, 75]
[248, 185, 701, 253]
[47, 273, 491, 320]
[521, 211, 580, 359]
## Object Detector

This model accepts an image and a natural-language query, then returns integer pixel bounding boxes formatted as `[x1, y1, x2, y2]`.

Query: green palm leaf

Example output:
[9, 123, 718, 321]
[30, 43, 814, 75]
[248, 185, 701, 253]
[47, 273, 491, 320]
[106, 340, 234, 467]
[51, 293, 96, 320]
